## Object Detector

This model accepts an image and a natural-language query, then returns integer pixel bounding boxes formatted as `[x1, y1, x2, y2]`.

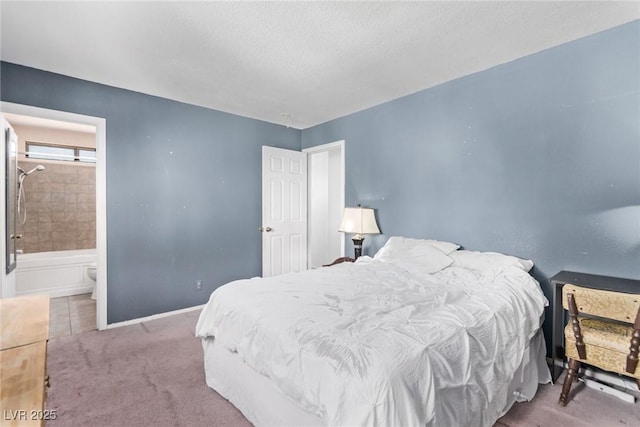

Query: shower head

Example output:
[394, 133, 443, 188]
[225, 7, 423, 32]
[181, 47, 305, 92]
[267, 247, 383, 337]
[18, 165, 46, 176]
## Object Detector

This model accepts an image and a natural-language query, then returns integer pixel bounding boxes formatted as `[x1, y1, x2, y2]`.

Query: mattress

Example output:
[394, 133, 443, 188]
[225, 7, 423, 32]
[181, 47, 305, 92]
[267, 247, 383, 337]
[196, 251, 551, 426]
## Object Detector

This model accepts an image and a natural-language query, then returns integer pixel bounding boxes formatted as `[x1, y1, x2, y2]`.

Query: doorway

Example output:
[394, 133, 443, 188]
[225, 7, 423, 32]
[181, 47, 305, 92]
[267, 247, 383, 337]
[261, 141, 345, 275]
[1, 102, 107, 330]
[304, 140, 345, 269]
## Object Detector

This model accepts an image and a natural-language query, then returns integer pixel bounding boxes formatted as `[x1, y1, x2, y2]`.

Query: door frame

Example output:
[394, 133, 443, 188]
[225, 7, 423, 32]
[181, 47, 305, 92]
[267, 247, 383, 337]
[1, 102, 108, 330]
[1, 116, 16, 297]
[303, 140, 345, 264]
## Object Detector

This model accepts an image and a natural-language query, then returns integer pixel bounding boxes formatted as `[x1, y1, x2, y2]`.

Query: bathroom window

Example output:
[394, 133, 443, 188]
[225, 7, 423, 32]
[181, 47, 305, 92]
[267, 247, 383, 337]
[26, 142, 96, 163]
[78, 148, 96, 163]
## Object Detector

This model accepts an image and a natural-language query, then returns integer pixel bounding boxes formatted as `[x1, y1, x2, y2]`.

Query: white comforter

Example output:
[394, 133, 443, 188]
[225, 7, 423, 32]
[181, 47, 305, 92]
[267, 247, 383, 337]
[196, 257, 548, 426]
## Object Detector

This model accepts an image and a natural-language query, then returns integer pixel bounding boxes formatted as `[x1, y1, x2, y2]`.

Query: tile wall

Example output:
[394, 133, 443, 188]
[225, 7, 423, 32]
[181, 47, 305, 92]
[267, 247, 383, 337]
[16, 161, 96, 253]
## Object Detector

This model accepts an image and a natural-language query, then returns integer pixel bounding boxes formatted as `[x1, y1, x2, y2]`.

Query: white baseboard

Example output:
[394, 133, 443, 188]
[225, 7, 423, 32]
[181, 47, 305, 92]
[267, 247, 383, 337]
[16, 284, 95, 299]
[549, 357, 640, 393]
[106, 304, 205, 329]
[581, 377, 636, 403]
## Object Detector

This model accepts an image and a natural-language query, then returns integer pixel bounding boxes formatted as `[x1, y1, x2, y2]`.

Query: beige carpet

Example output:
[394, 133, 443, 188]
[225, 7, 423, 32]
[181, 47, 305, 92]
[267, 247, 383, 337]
[46, 311, 250, 427]
[45, 310, 639, 426]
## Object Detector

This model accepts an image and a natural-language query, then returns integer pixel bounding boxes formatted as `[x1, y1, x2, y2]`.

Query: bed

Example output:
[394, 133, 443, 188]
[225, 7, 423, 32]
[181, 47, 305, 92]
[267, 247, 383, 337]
[196, 236, 551, 426]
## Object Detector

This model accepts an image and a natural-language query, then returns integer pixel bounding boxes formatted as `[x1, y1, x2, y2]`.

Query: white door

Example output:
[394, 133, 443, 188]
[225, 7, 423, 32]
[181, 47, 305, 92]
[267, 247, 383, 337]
[261, 146, 307, 277]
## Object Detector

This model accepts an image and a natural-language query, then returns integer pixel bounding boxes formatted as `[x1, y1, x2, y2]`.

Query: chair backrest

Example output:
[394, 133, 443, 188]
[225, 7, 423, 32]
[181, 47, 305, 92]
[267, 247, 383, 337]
[562, 284, 640, 324]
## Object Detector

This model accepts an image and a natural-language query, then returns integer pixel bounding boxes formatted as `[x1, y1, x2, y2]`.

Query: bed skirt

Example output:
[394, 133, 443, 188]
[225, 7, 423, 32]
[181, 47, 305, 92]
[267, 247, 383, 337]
[201, 328, 551, 426]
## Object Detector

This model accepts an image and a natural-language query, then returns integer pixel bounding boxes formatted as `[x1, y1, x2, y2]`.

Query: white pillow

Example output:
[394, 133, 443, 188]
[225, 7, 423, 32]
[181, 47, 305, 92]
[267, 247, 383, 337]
[449, 250, 534, 272]
[381, 243, 454, 275]
[374, 236, 460, 260]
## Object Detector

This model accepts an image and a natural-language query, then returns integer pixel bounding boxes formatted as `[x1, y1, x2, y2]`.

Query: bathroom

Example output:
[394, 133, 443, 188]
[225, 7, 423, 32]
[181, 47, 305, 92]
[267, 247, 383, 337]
[6, 113, 98, 337]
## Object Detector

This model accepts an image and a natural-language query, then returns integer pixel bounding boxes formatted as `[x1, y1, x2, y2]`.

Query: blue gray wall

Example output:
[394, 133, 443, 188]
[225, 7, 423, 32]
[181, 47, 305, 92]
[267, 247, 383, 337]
[1, 62, 301, 323]
[2, 21, 639, 329]
[302, 21, 640, 339]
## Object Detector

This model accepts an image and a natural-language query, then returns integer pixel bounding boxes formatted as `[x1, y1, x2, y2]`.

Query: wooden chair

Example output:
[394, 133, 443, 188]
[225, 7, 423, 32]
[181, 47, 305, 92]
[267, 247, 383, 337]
[559, 284, 640, 406]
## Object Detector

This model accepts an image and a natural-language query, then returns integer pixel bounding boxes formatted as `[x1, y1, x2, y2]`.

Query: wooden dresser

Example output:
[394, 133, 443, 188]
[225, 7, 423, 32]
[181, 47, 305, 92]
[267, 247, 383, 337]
[0, 294, 51, 426]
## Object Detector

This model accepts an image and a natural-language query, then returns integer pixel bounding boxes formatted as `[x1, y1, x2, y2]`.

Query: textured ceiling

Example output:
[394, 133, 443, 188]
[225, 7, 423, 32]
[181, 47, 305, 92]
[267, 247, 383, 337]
[1, 1, 639, 129]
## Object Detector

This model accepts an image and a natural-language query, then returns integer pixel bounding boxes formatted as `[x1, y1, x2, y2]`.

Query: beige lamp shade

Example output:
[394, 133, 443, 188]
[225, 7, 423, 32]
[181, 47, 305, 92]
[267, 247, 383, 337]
[339, 207, 380, 239]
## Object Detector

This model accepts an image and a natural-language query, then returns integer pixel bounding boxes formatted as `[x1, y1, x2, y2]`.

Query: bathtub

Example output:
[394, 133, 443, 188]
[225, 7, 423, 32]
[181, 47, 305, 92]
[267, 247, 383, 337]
[16, 249, 96, 298]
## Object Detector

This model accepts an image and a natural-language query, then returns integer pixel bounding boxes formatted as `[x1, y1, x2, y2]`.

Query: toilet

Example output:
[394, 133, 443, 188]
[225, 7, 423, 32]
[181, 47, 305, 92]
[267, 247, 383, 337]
[87, 263, 97, 299]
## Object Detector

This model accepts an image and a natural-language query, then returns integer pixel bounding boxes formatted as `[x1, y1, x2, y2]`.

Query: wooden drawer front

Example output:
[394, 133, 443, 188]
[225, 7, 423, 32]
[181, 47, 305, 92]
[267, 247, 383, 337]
[0, 341, 47, 426]
[0, 295, 49, 351]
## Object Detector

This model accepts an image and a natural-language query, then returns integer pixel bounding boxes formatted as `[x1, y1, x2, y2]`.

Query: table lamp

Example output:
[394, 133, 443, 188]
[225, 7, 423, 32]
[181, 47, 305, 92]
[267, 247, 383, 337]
[339, 205, 380, 259]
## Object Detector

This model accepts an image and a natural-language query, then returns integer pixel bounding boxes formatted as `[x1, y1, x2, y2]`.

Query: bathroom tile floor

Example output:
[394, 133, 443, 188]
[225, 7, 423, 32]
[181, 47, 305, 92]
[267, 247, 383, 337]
[50, 293, 97, 339]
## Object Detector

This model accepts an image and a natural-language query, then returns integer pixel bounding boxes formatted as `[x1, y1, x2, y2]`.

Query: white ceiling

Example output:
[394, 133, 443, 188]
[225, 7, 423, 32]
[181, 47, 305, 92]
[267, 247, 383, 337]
[1, 1, 638, 129]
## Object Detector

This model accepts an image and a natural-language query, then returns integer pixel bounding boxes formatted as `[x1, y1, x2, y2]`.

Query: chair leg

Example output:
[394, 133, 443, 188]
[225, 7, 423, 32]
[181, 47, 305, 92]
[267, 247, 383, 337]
[559, 358, 581, 406]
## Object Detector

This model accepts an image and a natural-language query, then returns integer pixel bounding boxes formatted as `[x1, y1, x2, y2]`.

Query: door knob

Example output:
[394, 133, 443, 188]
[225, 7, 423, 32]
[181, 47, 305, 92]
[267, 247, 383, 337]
[259, 226, 273, 232]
